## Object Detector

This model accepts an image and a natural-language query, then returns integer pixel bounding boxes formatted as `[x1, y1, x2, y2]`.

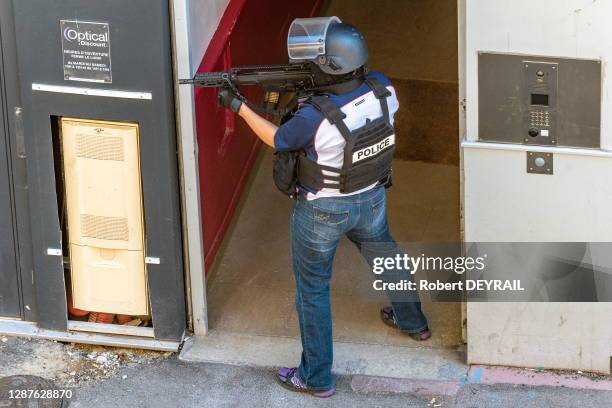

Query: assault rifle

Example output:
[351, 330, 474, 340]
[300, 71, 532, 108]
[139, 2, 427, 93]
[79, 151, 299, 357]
[179, 62, 356, 116]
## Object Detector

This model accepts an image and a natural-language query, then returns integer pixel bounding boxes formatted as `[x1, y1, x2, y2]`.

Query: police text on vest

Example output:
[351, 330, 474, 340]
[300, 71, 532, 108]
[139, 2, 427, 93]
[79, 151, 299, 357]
[352, 135, 395, 163]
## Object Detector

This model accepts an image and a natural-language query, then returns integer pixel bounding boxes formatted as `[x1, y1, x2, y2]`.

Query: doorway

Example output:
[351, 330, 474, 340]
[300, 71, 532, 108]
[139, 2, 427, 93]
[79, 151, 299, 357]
[196, 0, 463, 372]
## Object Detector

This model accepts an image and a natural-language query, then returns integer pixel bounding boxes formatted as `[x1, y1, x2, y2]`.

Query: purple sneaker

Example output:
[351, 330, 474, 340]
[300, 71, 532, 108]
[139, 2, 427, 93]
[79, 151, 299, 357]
[277, 367, 336, 398]
[380, 306, 431, 341]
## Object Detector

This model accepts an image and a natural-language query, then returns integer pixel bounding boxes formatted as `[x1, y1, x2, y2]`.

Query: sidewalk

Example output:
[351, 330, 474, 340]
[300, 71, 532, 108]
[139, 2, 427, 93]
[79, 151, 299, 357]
[60, 360, 612, 408]
[1, 337, 611, 407]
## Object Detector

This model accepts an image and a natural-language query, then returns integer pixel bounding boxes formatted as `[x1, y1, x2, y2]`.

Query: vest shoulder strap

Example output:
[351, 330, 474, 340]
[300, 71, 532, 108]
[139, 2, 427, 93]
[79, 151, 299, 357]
[364, 77, 391, 99]
[364, 76, 391, 124]
[307, 95, 352, 141]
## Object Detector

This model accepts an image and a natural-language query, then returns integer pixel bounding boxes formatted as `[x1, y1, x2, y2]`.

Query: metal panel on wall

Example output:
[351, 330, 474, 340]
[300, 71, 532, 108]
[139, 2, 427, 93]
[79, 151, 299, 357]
[12, 0, 185, 340]
[0, 5, 20, 319]
[478, 52, 601, 148]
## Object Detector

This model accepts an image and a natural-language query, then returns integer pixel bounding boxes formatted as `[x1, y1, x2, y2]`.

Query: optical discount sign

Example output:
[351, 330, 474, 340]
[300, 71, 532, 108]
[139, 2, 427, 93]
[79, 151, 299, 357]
[60, 20, 112, 83]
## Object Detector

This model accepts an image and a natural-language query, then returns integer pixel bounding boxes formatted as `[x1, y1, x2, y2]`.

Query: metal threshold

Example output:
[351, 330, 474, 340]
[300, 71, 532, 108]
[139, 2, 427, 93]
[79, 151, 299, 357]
[0, 319, 179, 352]
[68, 320, 155, 338]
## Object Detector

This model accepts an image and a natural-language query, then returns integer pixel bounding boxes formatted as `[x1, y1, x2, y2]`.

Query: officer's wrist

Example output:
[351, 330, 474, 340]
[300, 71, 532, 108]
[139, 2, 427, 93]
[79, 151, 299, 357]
[230, 98, 243, 114]
[236, 101, 247, 117]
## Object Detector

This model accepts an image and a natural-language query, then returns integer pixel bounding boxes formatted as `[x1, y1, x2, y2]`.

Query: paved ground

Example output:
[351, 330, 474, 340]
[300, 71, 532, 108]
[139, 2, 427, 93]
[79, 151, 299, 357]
[61, 360, 612, 408]
[70, 360, 435, 408]
[452, 384, 612, 408]
[1, 337, 611, 408]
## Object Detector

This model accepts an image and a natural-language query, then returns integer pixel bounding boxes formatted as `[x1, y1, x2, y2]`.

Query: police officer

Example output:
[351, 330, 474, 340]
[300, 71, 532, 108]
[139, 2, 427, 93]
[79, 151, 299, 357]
[218, 17, 430, 398]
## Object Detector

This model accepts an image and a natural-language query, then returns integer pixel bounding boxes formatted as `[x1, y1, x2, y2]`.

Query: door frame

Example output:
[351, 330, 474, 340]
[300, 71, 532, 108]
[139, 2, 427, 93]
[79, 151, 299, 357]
[170, 0, 209, 336]
[0, 0, 36, 322]
[174, 0, 468, 341]
[457, 0, 468, 344]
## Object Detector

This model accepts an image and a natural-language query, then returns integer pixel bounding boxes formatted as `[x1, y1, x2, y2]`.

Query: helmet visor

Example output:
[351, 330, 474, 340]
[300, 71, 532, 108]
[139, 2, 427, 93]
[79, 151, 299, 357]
[287, 16, 341, 62]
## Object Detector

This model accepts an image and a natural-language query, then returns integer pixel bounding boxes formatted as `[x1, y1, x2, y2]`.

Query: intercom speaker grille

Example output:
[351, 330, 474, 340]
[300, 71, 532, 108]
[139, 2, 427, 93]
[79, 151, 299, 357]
[80, 214, 129, 241]
[75, 133, 124, 161]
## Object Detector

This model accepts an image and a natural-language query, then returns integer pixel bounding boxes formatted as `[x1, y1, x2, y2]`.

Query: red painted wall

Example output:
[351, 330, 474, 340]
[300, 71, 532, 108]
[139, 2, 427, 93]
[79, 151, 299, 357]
[194, 0, 323, 270]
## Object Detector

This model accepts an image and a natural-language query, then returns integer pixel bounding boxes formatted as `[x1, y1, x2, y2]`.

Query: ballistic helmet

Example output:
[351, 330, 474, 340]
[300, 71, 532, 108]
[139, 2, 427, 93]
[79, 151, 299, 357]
[287, 16, 368, 75]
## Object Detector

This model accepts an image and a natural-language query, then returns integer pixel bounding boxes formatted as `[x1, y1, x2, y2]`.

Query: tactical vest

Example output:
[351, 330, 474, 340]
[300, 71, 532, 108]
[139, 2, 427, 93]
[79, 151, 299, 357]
[297, 77, 395, 194]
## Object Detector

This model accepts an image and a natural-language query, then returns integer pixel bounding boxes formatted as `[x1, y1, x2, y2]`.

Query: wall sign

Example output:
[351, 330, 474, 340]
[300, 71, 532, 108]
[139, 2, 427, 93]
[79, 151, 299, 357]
[60, 20, 112, 83]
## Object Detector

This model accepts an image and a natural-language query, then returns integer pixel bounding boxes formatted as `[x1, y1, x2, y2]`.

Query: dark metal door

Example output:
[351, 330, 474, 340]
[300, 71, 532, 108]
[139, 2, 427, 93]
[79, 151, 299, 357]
[12, 0, 185, 340]
[0, 0, 23, 319]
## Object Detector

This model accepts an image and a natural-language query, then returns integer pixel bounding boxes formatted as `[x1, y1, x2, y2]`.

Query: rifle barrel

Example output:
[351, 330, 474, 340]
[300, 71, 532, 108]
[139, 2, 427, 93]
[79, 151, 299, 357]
[179, 63, 316, 90]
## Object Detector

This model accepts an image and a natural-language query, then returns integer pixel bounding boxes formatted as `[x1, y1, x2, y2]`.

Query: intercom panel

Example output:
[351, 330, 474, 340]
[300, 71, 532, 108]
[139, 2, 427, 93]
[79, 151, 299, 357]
[522, 61, 557, 146]
[478, 52, 601, 148]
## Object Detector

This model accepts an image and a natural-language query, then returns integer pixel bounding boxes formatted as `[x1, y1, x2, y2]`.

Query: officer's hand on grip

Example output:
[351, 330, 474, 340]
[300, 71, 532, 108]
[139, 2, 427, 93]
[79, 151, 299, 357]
[218, 89, 243, 113]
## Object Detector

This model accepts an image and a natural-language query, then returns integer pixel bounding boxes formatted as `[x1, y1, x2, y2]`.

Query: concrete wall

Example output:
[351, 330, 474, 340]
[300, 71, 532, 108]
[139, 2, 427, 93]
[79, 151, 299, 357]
[323, 0, 459, 165]
[171, 0, 230, 335]
[465, 0, 612, 148]
[186, 0, 230, 74]
[463, 0, 612, 373]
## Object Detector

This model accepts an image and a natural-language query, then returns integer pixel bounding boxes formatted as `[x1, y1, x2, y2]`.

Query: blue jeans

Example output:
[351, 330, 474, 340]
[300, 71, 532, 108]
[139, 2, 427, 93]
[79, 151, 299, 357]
[290, 186, 428, 389]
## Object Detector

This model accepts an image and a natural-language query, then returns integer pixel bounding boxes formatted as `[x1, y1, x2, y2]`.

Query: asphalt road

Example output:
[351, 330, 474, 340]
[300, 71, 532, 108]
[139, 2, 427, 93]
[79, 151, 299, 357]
[69, 359, 612, 408]
[1, 337, 610, 408]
